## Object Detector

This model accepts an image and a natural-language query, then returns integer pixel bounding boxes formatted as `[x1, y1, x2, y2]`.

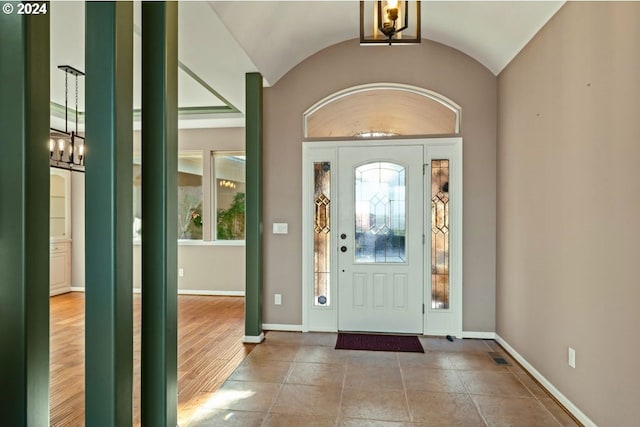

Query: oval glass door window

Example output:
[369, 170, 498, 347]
[354, 162, 406, 263]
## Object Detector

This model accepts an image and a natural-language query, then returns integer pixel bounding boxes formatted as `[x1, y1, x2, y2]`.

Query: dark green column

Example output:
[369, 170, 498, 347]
[85, 3, 134, 426]
[141, 3, 178, 427]
[0, 6, 50, 426]
[244, 73, 264, 342]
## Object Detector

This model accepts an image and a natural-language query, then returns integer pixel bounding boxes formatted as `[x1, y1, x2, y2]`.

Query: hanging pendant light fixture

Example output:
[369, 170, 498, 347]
[360, 1, 421, 46]
[50, 65, 86, 172]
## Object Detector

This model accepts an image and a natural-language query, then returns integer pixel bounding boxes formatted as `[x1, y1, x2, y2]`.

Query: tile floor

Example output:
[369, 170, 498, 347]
[186, 332, 580, 427]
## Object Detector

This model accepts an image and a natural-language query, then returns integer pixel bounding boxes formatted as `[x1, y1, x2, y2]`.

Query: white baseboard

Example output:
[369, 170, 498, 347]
[69, 287, 244, 297]
[243, 333, 265, 344]
[262, 323, 303, 332]
[462, 331, 496, 339]
[495, 334, 597, 427]
[50, 288, 71, 297]
[178, 289, 245, 296]
[73, 287, 144, 294]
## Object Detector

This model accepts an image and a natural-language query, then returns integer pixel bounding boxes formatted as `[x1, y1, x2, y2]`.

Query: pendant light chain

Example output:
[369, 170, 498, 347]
[64, 70, 69, 133]
[75, 73, 79, 135]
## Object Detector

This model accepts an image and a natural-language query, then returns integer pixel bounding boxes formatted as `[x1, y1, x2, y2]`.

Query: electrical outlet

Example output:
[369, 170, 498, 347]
[179, 268, 184, 277]
[568, 347, 576, 368]
[274, 294, 282, 305]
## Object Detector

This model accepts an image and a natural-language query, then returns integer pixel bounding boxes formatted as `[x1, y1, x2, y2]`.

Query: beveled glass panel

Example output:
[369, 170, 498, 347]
[355, 162, 406, 263]
[431, 159, 450, 309]
[314, 162, 331, 306]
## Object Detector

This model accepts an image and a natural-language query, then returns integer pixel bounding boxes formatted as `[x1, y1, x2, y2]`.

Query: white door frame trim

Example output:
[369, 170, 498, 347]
[302, 138, 462, 336]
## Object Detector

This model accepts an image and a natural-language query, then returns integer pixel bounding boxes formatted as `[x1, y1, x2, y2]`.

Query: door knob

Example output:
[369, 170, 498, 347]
[340, 246, 347, 253]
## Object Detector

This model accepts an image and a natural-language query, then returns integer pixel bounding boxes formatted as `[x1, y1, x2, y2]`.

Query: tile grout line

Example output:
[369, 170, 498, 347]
[398, 351, 414, 423]
[335, 350, 350, 426]
[451, 354, 490, 427]
[258, 354, 296, 427]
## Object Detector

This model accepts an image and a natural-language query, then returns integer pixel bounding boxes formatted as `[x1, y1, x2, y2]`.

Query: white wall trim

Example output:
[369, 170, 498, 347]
[243, 333, 265, 344]
[495, 334, 597, 427]
[177, 290, 245, 297]
[262, 323, 303, 332]
[133, 239, 245, 247]
[69, 287, 245, 297]
[72, 287, 143, 294]
[462, 331, 496, 339]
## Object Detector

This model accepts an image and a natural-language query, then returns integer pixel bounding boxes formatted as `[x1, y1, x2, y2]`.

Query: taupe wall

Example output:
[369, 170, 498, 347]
[133, 243, 245, 293]
[497, 2, 640, 425]
[263, 39, 497, 330]
[73, 127, 246, 293]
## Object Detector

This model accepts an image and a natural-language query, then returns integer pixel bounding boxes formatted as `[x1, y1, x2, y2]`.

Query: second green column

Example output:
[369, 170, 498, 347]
[141, 2, 178, 427]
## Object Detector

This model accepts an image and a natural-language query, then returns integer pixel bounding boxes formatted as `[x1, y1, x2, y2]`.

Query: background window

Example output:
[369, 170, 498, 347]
[133, 151, 204, 241]
[177, 152, 204, 240]
[213, 152, 245, 240]
[134, 151, 245, 243]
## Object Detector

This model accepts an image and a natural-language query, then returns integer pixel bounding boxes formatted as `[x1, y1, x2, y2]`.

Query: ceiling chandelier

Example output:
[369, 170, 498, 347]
[50, 65, 85, 172]
[360, 1, 421, 46]
[219, 180, 237, 189]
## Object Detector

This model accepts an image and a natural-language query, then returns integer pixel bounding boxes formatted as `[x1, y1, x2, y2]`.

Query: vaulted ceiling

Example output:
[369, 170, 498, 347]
[50, 1, 564, 130]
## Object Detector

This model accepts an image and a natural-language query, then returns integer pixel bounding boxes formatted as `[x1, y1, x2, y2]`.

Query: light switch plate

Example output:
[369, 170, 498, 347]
[568, 347, 576, 368]
[273, 223, 288, 234]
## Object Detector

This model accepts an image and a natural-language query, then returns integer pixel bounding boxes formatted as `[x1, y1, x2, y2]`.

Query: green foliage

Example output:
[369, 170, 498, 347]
[217, 192, 245, 240]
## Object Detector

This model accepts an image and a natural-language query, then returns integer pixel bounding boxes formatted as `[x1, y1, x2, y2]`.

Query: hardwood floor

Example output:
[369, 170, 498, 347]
[50, 292, 255, 427]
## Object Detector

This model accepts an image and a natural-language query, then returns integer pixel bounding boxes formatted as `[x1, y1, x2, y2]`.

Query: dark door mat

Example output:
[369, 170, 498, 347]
[335, 333, 424, 353]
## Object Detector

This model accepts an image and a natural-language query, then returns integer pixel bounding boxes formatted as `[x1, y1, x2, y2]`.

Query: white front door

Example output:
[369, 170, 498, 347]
[337, 145, 424, 334]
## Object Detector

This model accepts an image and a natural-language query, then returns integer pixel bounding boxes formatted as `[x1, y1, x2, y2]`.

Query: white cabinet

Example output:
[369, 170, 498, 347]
[50, 169, 70, 240]
[50, 241, 71, 296]
[50, 169, 72, 296]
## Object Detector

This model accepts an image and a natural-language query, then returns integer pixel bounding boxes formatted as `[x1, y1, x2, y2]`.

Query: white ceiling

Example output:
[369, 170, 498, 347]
[50, 0, 564, 129]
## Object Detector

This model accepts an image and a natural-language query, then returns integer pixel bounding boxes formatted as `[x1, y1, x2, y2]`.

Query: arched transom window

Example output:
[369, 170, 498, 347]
[303, 83, 461, 138]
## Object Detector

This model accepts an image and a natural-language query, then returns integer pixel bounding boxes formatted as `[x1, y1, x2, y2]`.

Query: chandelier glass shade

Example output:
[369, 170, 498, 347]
[360, 1, 421, 45]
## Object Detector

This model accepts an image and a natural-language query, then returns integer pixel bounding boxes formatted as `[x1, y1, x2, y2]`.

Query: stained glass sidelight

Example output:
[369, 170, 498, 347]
[431, 160, 450, 309]
[314, 162, 331, 306]
[354, 162, 406, 263]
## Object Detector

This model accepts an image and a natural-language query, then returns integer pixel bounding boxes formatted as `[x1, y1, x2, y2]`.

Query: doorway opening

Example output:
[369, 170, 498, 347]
[302, 83, 462, 336]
